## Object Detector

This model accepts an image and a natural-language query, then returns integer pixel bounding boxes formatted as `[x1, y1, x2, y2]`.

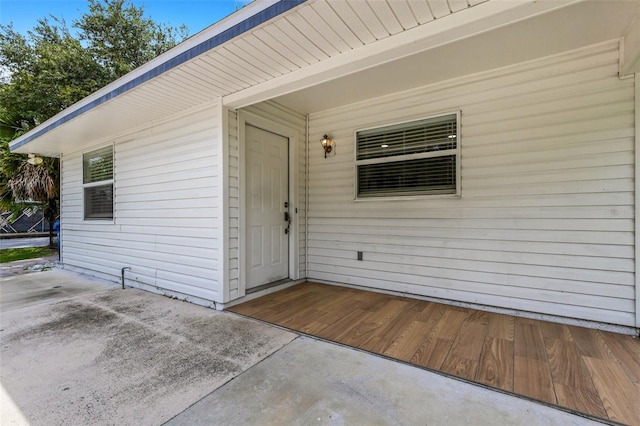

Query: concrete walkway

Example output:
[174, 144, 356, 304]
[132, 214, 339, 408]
[168, 336, 600, 426]
[0, 269, 104, 310]
[0, 270, 602, 425]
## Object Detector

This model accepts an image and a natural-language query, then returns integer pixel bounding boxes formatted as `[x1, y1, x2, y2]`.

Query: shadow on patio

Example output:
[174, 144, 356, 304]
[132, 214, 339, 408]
[228, 282, 640, 426]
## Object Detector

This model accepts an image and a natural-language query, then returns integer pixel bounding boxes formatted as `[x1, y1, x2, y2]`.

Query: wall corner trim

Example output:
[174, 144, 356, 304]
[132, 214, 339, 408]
[218, 97, 231, 303]
[634, 73, 640, 328]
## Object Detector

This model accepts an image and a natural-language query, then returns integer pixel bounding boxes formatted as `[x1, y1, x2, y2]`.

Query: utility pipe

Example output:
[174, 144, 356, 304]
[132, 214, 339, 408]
[121, 267, 131, 289]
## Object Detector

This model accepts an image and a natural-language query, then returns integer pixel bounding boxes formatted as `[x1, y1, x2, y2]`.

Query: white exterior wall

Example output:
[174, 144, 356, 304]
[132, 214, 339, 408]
[307, 41, 636, 327]
[61, 103, 223, 304]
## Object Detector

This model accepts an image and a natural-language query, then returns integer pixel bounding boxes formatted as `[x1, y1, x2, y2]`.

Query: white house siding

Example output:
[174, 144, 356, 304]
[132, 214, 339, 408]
[307, 40, 636, 327]
[229, 101, 307, 298]
[61, 103, 223, 303]
[228, 108, 240, 299]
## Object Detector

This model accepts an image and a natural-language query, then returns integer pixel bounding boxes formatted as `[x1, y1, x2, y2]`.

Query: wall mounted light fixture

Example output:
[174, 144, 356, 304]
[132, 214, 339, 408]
[27, 153, 43, 165]
[320, 135, 334, 158]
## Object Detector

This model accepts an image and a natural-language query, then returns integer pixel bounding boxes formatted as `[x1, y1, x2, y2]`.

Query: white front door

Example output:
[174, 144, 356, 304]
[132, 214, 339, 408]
[246, 124, 290, 289]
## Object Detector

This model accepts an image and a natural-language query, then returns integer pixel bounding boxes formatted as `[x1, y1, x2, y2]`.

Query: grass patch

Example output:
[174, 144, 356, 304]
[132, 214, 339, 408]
[0, 246, 56, 263]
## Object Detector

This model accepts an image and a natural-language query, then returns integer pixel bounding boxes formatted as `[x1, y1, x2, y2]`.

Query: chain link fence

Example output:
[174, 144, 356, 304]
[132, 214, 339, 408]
[1, 207, 53, 234]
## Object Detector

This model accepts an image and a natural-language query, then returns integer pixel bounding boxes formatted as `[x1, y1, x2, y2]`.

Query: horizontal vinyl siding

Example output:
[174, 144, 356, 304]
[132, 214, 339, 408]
[61, 104, 222, 301]
[307, 41, 636, 327]
[228, 108, 240, 299]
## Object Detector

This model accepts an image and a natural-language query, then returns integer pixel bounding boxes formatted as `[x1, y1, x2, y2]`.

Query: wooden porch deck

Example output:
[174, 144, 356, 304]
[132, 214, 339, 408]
[228, 282, 640, 425]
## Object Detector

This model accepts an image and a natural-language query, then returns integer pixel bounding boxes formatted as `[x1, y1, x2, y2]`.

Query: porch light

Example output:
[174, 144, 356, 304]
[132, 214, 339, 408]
[27, 153, 43, 165]
[320, 135, 334, 158]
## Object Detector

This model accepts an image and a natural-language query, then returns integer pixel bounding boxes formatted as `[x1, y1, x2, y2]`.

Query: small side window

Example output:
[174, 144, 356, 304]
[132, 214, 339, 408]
[356, 112, 459, 198]
[83, 146, 113, 220]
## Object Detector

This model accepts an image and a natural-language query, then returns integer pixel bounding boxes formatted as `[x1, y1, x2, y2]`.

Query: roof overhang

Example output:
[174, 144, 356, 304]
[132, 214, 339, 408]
[9, 0, 304, 156]
[275, 0, 640, 113]
[10, 0, 639, 157]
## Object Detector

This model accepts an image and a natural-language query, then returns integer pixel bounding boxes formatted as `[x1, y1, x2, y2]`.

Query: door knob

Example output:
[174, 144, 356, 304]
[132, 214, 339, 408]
[284, 211, 291, 234]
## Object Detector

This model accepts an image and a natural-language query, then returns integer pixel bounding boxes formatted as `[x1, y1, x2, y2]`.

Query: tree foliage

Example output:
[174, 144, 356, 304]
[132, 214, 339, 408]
[0, 18, 108, 130]
[77, 0, 188, 78]
[0, 0, 188, 220]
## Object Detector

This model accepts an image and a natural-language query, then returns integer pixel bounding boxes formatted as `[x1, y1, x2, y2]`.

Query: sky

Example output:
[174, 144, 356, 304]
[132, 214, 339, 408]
[0, 0, 253, 37]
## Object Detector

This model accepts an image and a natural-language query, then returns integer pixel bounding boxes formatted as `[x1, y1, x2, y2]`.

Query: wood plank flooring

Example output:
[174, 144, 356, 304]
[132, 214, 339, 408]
[228, 282, 640, 425]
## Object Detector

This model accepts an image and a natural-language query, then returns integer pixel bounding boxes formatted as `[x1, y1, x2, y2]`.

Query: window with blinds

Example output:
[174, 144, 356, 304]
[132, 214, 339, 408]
[356, 113, 459, 197]
[83, 145, 114, 220]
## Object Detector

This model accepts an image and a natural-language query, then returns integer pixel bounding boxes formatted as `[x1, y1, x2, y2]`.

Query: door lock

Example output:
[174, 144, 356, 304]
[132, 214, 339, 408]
[284, 211, 291, 234]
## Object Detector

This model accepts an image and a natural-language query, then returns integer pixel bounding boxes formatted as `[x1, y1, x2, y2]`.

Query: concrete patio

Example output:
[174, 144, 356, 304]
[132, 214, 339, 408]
[1, 270, 602, 425]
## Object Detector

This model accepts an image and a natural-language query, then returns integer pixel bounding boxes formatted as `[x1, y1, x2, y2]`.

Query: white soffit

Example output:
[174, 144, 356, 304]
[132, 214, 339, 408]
[9, 0, 295, 156]
[221, 0, 580, 109]
[275, 0, 640, 113]
[13, 0, 633, 155]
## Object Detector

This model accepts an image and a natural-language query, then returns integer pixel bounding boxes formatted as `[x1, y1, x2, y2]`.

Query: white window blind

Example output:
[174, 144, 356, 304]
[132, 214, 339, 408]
[83, 146, 114, 220]
[83, 146, 113, 183]
[356, 113, 459, 197]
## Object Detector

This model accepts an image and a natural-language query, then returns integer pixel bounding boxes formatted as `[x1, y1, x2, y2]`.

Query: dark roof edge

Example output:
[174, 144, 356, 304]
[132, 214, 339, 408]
[10, 0, 306, 152]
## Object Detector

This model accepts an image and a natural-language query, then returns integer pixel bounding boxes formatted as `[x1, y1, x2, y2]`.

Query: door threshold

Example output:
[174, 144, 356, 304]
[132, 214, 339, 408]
[247, 278, 292, 294]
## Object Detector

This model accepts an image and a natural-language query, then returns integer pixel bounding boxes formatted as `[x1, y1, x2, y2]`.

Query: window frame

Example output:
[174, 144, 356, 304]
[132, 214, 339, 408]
[82, 144, 115, 221]
[353, 110, 461, 200]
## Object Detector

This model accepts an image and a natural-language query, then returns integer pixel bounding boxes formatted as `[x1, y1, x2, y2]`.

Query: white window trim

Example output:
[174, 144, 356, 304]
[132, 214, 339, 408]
[82, 144, 115, 222]
[83, 179, 114, 189]
[353, 110, 461, 200]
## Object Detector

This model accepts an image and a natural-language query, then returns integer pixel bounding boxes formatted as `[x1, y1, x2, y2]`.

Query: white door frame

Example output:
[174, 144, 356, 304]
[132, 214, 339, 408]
[238, 110, 300, 297]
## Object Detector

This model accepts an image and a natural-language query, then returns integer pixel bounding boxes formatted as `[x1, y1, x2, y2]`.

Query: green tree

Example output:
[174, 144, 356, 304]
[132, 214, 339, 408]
[77, 0, 188, 78]
[0, 0, 188, 242]
[1, 18, 109, 129]
[0, 138, 58, 220]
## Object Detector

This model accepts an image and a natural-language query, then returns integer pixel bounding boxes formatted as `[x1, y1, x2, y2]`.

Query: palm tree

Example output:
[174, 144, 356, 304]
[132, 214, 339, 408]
[1, 141, 59, 246]
[8, 160, 57, 202]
